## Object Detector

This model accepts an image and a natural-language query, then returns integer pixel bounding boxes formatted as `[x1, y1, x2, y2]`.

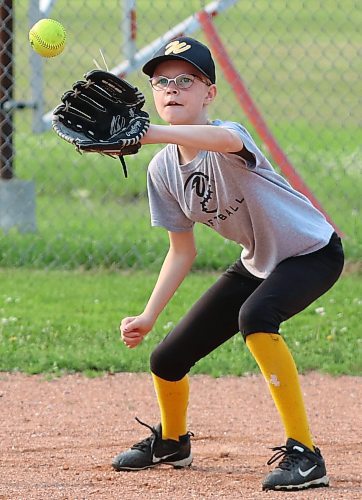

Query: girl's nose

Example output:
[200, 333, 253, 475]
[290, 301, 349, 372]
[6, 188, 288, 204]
[166, 82, 179, 94]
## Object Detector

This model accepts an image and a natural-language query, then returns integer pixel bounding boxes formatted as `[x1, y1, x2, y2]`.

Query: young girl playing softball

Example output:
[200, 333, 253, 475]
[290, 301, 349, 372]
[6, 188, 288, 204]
[112, 37, 344, 492]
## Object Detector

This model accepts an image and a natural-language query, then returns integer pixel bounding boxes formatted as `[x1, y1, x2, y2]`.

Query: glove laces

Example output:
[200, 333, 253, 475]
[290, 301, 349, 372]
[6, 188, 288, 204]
[119, 155, 128, 178]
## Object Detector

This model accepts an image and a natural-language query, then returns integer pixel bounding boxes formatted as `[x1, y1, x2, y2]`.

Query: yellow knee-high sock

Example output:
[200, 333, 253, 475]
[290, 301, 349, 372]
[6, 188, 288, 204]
[246, 332, 314, 450]
[151, 373, 189, 441]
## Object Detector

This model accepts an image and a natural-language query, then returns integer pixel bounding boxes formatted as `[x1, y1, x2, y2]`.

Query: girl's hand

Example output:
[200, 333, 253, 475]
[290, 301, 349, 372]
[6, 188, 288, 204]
[120, 313, 155, 349]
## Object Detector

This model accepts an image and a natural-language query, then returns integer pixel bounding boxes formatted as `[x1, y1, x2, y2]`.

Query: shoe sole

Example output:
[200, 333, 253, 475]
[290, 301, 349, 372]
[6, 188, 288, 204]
[112, 455, 193, 472]
[263, 475, 329, 491]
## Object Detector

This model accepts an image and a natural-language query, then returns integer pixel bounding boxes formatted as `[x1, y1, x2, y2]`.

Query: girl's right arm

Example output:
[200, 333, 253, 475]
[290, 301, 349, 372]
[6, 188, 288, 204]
[120, 230, 197, 348]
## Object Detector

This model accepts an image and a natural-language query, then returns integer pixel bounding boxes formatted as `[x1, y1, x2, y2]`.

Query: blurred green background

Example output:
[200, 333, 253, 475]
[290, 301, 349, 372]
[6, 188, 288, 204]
[3, 0, 360, 268]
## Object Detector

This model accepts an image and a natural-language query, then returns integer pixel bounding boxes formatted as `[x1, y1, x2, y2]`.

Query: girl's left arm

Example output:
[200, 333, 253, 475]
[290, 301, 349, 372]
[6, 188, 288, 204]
[141, 124, 244, 153]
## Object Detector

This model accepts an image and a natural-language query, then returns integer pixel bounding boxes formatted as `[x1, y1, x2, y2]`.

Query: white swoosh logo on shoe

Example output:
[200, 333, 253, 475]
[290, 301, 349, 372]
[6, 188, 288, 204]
[152, 452, 179, 464]
[298, 464, 318, 477]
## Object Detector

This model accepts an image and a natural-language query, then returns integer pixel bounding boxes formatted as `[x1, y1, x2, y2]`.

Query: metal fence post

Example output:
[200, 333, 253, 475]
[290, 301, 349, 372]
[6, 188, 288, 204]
[0, 0, 14, 179]
[0, 0, 36, 233]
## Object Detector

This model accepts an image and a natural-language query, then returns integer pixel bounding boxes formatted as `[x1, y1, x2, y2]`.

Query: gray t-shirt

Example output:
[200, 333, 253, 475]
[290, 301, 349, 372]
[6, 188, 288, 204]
[147, 120, 334, 278]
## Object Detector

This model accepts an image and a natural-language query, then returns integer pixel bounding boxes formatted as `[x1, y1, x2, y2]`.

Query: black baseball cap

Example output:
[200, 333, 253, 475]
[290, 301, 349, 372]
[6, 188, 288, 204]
[142, 37, 216, 84]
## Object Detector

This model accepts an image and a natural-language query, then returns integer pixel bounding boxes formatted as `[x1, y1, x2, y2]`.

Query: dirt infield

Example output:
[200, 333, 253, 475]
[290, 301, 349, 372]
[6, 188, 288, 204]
[0, 372, 361, 499]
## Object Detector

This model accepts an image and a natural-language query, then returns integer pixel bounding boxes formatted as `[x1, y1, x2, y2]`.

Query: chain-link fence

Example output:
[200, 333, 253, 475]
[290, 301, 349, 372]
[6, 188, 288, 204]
[1, 0, 361, 270]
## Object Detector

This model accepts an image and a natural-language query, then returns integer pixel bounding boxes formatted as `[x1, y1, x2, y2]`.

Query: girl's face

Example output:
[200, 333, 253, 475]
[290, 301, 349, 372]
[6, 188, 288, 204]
[150, 60, 216, 125]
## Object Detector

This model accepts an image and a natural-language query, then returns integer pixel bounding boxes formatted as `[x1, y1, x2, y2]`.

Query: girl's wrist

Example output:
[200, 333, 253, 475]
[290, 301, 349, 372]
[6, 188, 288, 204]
[142, 308, 158, 325]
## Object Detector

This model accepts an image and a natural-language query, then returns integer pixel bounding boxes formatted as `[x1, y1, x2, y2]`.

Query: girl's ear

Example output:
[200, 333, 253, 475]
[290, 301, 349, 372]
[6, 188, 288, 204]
[204, 84, 217, 105]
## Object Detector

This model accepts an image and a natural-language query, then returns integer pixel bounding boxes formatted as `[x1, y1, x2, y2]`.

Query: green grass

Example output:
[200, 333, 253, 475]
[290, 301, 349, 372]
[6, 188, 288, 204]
[0, 268, 361, 376]
[1, 2, 360, 377]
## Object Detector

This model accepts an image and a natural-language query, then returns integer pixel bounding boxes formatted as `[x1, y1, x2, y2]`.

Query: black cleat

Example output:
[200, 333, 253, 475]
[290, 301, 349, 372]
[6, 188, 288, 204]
[262, 438, 329, 491]
[112, 417, 193, 471]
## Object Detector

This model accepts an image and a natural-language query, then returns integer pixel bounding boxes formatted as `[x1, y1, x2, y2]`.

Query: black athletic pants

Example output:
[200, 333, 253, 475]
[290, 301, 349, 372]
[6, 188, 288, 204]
[151, 233, 344, 381]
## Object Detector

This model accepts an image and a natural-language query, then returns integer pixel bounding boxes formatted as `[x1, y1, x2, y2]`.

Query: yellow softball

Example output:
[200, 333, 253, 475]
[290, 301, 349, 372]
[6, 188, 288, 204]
[29, 19, 66, 58]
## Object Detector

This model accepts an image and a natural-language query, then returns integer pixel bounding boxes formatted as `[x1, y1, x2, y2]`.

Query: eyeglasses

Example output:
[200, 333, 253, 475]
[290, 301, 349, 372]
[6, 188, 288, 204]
[149, 73, 211, 91]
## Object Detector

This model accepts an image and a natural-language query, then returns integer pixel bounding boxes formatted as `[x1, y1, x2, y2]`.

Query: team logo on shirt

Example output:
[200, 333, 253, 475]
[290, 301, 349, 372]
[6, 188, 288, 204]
[184, 172, 217, 214]
[184, 171, 246, 228]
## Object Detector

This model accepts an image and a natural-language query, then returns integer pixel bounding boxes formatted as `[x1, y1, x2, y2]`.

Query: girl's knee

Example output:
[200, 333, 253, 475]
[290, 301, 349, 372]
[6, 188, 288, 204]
[150, 345, 187, 381]
[238, 302, 280, 340]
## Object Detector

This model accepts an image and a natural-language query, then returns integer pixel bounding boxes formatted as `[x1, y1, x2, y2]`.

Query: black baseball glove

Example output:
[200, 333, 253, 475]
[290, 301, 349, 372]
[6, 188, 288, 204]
[52, 70, 150, 177]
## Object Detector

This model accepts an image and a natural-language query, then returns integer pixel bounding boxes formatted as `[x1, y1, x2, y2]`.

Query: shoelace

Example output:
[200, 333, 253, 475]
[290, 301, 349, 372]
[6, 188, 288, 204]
[130, 417, 158, 452]
[130, 416, 194, 452]
[267, 445, 301, 471]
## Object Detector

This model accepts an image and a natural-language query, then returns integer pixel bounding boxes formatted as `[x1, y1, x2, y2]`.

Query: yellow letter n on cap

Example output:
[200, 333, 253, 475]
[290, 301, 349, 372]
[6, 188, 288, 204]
[165, 41, 191, 55]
